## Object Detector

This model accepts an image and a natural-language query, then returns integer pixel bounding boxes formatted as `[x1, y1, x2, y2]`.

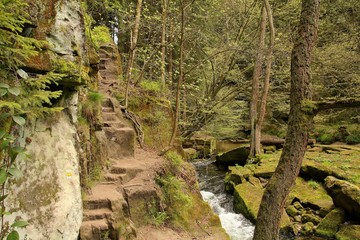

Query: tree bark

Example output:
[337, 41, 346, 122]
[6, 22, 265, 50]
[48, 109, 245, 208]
[253, 0, 320, 239]
[124, 0, 143, 109]
[249, 5, 267, 158]
[169, 0, 186, 147]
[161, 0, 169, 89]
[253, 0, 275, 158]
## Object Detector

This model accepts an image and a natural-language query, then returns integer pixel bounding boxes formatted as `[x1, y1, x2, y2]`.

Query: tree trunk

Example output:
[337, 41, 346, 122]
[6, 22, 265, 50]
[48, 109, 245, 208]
[253, 0, 275, 158]
[161, 0, 169, 89]
[169, 0, 185, 147]
[124, 0, 143, 109]
[168, 20, 174, 85]
[253, 0, 320, 239]
[249, 5, 267, 158]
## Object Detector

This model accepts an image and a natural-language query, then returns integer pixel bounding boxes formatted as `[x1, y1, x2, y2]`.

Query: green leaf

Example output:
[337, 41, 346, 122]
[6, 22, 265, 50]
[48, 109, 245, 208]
[0, 194, 8, 202]
[0, 169, 7, 184]
[9, 146, 25, 161]
[0, 83, 9, 89]
[14, 152, 27, 162]
[0, 139, 10, 150]
[8, 168, 22, 178]
[0, 113, 11, 120]
[6, 230, 19, 240]
[11, 220, 29, 228]
[16, 69, 28, 79]
[0, 130, 6, 139]
[8, 87, 20, 96]
[12, 116, 26, 126]
[0, 88, 7, 97]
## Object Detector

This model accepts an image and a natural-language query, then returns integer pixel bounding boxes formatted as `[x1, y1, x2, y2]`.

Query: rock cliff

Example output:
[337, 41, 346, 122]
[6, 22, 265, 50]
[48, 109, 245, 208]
[5, 0, 88, 239]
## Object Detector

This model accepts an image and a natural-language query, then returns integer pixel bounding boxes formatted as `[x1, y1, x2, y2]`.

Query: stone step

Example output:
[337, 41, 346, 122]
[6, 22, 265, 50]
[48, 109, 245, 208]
[101, 98, 112, 108]
[83, 183, 125, 211]
[79, 219, 109, 240]
[83, 208, 113, 221]
[104, 121, 127, 129]
[102, 106, 114, 113]
[102, 112, 118, 122]
[103, 127, 135, 159]
[83, 198, 111, 210]
[104, 173, 126, 182]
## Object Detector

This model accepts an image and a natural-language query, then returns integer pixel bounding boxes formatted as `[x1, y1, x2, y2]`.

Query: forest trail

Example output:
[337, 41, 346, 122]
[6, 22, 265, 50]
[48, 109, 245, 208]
[80, 43, 165, 239]
[80, 43, 228, 240]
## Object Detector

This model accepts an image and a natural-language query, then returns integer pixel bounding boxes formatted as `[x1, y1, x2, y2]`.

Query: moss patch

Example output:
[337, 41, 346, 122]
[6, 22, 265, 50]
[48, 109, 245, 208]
[315, 208, 345, 238]
[233, 182, 291, 230]
[335, 224, 360, 240]
[287, 178, 334, 210]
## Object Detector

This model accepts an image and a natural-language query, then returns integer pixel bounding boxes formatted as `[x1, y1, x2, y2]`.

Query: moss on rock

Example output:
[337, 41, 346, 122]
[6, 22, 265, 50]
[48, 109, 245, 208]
[335, 225, 360, 240]
[315, 208, 345, 238]
[233, 182, 291, 230]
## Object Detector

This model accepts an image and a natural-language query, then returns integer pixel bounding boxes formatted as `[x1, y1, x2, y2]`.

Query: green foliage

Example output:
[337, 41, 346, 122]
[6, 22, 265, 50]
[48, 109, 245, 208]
[139, 80, 162, 94]
[319, 134, 336, 145]
[87, 91, 103, 103]
[164, 151, 183, 170]
[155, 174, 192, 229]
[308, 180, 320, 190]
[81, 91, 102, 124]
[91, 26, 113, 50]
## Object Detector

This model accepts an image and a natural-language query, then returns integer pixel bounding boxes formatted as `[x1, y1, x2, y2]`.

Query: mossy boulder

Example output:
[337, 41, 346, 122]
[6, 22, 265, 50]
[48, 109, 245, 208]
[301, 213, 321, 225]
[183, 148, 197, 160]
[301, 162, 346, 183]
[335, 225, 360, 240]
[315, 208, 345, 238]
[325, 176, 360, 220]
[224, 165, 254, 193]
[215, 146, 249, 167]
[233, 182, 291, 230]
[301, 222, 315, 235]
[286, 205, 299, 217]
[287, 178, 334, 210]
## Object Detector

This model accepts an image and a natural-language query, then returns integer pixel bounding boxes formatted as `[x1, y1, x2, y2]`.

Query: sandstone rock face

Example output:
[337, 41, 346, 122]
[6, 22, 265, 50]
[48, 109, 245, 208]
[6, 106, 82, 240]
[325, 176, 360, 220]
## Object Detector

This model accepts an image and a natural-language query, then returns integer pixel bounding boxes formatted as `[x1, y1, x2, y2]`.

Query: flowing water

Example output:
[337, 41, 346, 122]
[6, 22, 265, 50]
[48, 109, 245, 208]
[193, 159, 255, 240]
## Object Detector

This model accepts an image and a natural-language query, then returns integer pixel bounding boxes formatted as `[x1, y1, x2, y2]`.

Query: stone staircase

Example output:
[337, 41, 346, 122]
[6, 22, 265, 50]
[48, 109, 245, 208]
[79, 43, 162, 240]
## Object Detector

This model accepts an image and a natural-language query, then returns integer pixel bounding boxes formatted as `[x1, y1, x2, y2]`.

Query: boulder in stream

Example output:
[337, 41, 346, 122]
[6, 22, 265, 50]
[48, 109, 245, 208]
[215, 146, 249, 167]
[233, 181, 291, 232]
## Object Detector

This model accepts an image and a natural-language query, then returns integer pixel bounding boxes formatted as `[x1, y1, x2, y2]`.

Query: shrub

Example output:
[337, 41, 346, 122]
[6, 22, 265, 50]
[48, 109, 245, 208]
[91, 26, 112, 49]
[319, 133, 336, 144]
[139, 80, 162, 93]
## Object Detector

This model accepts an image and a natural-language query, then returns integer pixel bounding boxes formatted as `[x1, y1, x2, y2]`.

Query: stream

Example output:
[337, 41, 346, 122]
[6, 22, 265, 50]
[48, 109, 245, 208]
[193, 159, 255, 240]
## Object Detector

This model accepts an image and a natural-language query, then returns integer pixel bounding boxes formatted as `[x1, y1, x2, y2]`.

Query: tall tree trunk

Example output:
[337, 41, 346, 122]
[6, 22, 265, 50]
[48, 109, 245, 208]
[253, 0, 320, 239]
[169, 0, 185, 147]
[124, 0, 143, 109]
[253, 0, 275, 158]
[249, 5, 267, 159]
[168, 20, 174, 84]
[161, 0, 169, 89]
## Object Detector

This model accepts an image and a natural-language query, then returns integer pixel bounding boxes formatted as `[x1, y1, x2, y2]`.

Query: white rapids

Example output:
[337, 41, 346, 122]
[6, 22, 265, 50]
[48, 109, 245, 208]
[201, 191, 254, 240]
